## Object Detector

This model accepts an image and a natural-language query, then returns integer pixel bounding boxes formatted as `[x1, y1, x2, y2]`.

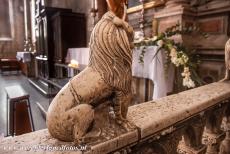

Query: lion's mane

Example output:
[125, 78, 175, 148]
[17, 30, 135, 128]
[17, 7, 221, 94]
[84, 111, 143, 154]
[88, 11, 132, 94]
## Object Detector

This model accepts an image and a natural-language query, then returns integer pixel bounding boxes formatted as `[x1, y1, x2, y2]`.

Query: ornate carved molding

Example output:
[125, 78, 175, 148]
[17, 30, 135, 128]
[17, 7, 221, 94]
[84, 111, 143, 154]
[127, 0, 165, 14]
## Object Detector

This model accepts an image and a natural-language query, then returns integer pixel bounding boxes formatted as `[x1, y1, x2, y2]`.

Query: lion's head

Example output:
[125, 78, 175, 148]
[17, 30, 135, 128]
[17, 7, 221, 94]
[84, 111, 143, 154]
[106, 0, 128, 19]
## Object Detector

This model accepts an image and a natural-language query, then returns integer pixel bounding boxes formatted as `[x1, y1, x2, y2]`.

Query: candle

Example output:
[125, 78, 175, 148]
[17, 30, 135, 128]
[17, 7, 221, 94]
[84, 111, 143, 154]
[95, 0, 98, 10]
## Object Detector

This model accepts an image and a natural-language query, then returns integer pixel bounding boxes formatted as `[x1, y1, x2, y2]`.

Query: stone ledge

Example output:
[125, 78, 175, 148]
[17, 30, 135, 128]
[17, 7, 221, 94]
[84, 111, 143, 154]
[0, 129, 83, 154]
[128, 82, 230, 139]
[1, 81, 230, 154]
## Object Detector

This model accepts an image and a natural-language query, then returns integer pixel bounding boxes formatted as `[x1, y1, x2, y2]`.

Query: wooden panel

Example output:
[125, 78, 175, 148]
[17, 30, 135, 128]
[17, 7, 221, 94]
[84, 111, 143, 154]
[15, 102, 33, 135]
[0, 58, 20, 73]
[19, 62, 28, 76]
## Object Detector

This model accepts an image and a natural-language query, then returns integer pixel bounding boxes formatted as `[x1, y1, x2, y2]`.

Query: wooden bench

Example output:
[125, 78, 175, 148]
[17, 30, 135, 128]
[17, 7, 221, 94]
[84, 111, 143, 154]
[0, 59, 20, 74]
[5, 85, 34, 136]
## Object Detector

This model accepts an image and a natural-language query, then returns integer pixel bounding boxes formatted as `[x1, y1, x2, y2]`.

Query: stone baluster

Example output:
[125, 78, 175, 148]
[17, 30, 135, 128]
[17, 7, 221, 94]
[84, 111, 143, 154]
[178, 115, 207, 154]
[133, 129, 182, 153]
[203, 105, 227, 154]
[220, 103, 230, 154]
[166, 0, 190, 8]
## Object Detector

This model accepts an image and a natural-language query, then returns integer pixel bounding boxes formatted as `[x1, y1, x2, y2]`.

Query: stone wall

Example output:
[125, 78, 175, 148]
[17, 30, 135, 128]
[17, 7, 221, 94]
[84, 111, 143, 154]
[194, 0, 230, 82]
[128, 0, 230, 84]
[0, 0, 95, 59]
[0, 0, 25, 58]
[43, 0, 94, 45]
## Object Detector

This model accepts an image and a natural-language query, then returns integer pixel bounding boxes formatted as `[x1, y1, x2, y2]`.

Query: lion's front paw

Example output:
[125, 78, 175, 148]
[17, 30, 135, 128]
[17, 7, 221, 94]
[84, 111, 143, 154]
[115, 118, 136, 131]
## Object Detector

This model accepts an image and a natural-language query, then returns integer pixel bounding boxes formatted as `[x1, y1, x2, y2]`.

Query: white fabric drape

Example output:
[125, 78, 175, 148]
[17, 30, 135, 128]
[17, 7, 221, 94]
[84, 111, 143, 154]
[132, 46, 175, 100]
[16, 52, 31, 62]
[65, 48, 90, 65]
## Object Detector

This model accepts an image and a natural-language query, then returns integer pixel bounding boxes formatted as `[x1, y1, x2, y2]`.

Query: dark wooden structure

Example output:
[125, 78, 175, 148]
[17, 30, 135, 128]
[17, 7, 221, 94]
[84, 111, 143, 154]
[52, 11, 86, 63]
[0, 58, 20, 74]
[5, 85, 34, 136]
[30, 0, 87, 96]
[35, 7, 72, 79]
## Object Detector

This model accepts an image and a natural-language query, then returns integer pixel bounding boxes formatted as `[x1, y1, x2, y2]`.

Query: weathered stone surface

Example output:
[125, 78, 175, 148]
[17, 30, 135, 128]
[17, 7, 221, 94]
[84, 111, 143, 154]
[1, 81, 230, 154]
[85, 130, 138, 154]
[127, 81, 230, 138]
[0, 129, 83, 154]
[0, 129, 138, 154]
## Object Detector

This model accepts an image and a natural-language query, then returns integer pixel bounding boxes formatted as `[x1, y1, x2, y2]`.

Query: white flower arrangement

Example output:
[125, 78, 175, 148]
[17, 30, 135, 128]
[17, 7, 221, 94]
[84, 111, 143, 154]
[134, 24, 206, 89]
[168, 46, 195, 88]
[182, 67, 195, 88]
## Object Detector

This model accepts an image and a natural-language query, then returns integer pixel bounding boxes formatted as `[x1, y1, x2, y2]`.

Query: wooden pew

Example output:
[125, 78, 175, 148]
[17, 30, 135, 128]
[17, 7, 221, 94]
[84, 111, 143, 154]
[0, 59, 20, 74]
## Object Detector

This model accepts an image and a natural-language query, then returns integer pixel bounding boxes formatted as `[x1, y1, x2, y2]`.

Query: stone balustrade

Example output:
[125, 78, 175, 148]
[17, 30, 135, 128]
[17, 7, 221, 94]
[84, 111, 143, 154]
[1, 81, 230, 154]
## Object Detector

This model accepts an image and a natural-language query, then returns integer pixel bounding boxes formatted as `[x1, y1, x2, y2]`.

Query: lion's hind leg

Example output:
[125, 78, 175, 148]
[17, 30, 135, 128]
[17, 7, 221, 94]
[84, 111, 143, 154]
[66, 104, 94, 144]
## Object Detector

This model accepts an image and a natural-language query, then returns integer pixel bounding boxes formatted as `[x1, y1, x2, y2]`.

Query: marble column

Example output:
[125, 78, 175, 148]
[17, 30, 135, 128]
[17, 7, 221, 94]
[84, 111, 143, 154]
[23, 0, 32, 51]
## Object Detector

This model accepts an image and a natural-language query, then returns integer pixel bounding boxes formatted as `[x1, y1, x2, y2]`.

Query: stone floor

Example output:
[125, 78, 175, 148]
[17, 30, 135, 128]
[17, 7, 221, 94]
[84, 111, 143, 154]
[0, 72, 50, 136]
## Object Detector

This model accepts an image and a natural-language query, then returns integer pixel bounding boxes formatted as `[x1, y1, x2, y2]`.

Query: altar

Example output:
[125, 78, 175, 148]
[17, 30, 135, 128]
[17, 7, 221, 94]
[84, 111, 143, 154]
[65, 46, 174, 101]
[16, 51, 33, 76]
[16, 52, 31, 63]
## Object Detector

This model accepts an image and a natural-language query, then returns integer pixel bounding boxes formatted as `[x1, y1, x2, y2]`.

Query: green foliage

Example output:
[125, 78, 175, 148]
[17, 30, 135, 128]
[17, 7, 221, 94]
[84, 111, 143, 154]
[134, 23, 207, 88]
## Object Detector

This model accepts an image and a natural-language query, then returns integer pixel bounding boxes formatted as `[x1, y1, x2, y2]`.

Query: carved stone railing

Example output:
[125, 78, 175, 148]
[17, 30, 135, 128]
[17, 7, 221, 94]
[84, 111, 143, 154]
[1, 81, 230, 154]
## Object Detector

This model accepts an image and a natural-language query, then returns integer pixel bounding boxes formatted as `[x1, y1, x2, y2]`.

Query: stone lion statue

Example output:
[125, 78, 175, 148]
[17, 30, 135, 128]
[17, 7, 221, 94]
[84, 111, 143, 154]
[221, 39, 230, 82]
[46, 0, 135, 144]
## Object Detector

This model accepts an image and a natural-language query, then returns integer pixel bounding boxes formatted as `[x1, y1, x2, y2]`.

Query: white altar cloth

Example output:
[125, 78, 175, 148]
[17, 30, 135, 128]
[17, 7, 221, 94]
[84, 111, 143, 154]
[66, 47, 174, 100]
[65, 48, 90, 65]
[132, 46, 174, 100]
[16, 51, 31, 63]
